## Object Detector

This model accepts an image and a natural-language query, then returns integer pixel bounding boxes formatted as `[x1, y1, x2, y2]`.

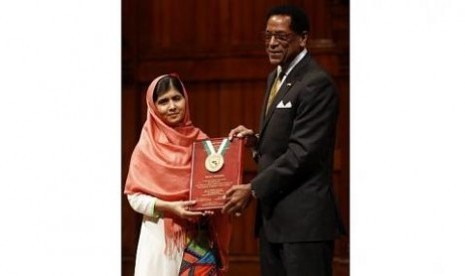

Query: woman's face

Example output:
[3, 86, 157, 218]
[154, 88, 186, 127]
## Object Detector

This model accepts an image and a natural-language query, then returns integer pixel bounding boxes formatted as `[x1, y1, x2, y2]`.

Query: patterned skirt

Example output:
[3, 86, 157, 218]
[179, 223, 219, 276]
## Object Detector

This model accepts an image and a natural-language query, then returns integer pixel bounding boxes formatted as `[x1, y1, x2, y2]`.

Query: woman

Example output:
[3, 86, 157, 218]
[125, 74, 231, 276]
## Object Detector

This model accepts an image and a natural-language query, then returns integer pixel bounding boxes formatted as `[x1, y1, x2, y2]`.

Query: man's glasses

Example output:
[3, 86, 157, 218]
[262, 31, 296, 43]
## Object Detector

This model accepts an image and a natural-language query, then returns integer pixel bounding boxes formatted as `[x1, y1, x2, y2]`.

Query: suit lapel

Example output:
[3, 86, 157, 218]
[260, 79, 294, 129]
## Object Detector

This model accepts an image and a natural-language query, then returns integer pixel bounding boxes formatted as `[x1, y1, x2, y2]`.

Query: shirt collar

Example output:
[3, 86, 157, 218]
[277, 48, 308, 81]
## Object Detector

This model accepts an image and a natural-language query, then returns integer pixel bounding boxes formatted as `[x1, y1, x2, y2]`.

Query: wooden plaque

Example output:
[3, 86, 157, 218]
[189, 137, 244, 211]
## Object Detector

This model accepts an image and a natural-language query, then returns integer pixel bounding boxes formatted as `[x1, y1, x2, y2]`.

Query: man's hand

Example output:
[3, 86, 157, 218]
[228, 125, 257, 148]
[222, 184, 252, 215]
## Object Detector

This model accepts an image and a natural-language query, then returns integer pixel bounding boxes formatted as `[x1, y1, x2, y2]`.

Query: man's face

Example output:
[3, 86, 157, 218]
[264, 15, 307, 67]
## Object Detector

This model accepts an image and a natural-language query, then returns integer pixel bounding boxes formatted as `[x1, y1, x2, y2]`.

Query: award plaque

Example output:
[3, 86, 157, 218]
[189, 137, 244, 211]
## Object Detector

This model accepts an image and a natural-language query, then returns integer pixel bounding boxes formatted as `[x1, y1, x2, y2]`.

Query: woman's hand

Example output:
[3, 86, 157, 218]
[167, 200, 214, 222]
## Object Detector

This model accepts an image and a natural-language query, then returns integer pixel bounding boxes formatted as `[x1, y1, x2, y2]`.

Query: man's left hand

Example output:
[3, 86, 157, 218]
[222, 184, 252, 214]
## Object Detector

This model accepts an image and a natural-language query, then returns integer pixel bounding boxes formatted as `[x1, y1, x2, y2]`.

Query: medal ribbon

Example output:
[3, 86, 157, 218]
[202, 139, 230, 156]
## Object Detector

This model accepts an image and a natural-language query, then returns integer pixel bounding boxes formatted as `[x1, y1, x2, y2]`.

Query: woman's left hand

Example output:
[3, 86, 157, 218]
[169, 200, 213, 222]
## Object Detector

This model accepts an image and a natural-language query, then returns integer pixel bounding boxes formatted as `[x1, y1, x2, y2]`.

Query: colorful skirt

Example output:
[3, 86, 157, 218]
[179, 226, 219, 276]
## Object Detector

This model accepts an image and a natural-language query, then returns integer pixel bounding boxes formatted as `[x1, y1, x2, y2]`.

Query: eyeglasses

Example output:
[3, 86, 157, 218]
[262, 31, 296, 43]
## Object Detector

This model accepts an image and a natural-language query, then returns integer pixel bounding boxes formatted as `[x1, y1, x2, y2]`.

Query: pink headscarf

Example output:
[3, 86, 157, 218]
[125, 74, 231, 272]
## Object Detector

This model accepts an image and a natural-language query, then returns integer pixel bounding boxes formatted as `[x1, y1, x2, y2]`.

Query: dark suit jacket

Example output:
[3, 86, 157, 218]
[251, 53, 345, 243]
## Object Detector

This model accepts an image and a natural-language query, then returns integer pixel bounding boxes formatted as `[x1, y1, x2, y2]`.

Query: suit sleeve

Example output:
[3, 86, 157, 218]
[251, 76, 339, 201]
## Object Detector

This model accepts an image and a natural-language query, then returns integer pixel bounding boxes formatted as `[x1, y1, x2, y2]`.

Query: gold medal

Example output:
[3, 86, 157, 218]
[205, 153, 224, 172]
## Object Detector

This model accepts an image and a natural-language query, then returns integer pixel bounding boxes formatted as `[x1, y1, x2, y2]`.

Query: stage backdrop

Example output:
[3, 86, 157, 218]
[122, 1, 349, 275]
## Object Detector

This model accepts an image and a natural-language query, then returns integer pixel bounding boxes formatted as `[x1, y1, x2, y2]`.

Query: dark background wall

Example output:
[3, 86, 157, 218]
[122, 1, 349, 275]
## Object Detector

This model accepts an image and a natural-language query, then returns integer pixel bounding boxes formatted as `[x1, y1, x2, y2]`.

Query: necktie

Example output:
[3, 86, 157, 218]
[266, 72, 284, 114]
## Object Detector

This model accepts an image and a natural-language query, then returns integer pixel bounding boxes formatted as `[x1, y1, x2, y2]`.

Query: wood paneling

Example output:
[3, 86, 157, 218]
[122, 1, 349, 275]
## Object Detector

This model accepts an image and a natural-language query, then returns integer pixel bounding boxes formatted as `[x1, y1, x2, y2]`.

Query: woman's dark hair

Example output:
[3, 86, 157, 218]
[153, 75, 184, 103]
[266, 5, 310, 34]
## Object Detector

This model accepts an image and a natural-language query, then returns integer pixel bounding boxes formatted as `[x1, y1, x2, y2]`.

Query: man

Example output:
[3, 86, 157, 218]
[222, 4, 345, 276]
